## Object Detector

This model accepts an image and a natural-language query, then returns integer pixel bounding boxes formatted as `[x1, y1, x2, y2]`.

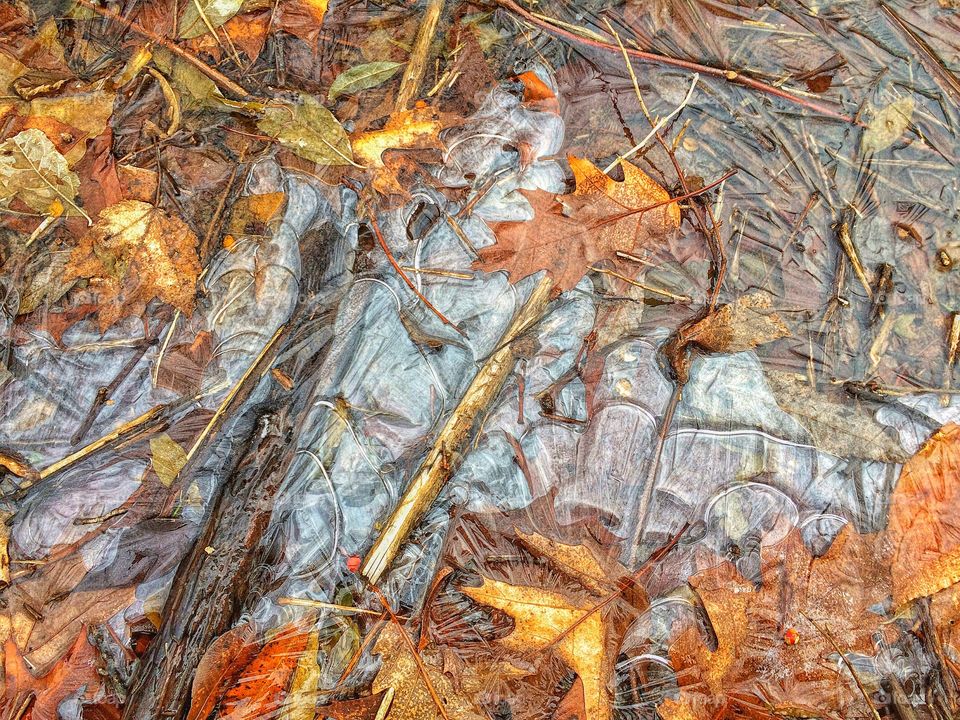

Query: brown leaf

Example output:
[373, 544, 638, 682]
[664, 293, 790, 384]
[3, 628, 101, 720]
[63, 200, 202, 332]
[316, 691, 388, 720]
[660, 528, 890, 719]
[477, 156, 679, 292]
[888, 423, 960, 606]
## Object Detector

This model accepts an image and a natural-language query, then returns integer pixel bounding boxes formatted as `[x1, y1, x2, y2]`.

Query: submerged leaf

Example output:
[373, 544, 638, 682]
[862, 96, 914, 154]
[63, 200, 202, 331]
[0, 128, 82, 218]
[179, 0, 243, 39]
[328, 61, 404, 101]
[258, 93, 352, 166]
[150, 433, 189, 487]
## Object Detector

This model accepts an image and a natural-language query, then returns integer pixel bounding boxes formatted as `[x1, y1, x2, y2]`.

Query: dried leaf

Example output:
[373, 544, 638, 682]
[351, 106, 445, 167]
[316, 691, 388, 720]
[371, 624, 486, 720]
[328, 61, 404, 102]
[279, 627, 321, 720]
[888, 423, 960, 606]
[258, 93, 352, 166]
[862, 97, 914, 155]
[63, 200, 202, 331]
[179, 0, 243, 39]
[765, 371, 911, 463]
[660, 528, 890, 719]
[150, 433, 189, 487]
[0, 128, 83, 218]
[477, 156, 680, 292]
[664, 293, 790, 384]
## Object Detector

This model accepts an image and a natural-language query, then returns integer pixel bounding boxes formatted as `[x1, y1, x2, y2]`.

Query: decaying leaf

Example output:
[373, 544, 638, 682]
[63, 200, 202, 331]
[3, 628, 101, 720]
[888, 423, 960, 606]
[328, 61, 404, 102]
[150, 433, 189, 487]
[258, 93, 353, 166]
[0, 128, 83, 218]
[279, 626, 321, 720]
[188, 622, 259, 720]
[371, 623, 486, 720]
[862, 97, 914, 154]
[660, 527, 891, 720]
[316, 691, 389, 720]
[664, 293, 790, 384]
[765, 371, 911, 463]
[179, 0, 244, 39]
[477, 156, 680, 292]
[216, 622, 313, 719]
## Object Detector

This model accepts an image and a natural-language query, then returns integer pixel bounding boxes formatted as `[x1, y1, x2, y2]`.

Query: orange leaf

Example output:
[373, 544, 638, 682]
[3, 628, 100, 720]
[187, 622, 259, 720]
[888, 423, 960, 606]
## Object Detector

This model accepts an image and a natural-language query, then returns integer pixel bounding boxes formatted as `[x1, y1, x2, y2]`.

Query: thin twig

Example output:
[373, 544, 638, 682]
[493, 0, 855, 124]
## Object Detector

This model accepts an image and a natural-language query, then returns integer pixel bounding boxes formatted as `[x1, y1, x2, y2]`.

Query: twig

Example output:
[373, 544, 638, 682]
[361, 275, 554, 583]
[493, 0, 855, 124]
[365, 201, 467, 338]
[394, 0, 444, 111]
[802, 613, 881, 720]
[72, 0, 251, 99]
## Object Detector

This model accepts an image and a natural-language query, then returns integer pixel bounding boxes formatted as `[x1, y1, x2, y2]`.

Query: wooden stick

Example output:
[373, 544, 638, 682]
[361, 275, 554, 583]
[394, 0, 444, 111]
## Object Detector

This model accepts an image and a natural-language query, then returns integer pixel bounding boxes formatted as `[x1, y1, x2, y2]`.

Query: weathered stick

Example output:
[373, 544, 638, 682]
[361, 275, 554, 584]
[394, 0, 444, 111]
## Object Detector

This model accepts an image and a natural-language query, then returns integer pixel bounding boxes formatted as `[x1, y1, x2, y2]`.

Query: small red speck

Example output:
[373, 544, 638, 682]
[346, 555, 362, 573]
[783, 627, 800, 645]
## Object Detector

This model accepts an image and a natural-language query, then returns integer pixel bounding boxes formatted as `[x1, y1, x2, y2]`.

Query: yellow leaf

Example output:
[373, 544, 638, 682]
[461, 578, 614, 720]
[350, 107, 444, 168]
[150, 434, 188, 487]
[279, 627, 320, 720]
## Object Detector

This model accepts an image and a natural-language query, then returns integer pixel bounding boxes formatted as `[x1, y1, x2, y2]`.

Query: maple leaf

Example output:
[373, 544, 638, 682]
[63, 200, 202, 332]
[660, 527, 890, 720]
[3, 628, 100, 720]
[888, 423, 960, 606]
[370, 623, 486, 720]
[477, 156, 680, 292]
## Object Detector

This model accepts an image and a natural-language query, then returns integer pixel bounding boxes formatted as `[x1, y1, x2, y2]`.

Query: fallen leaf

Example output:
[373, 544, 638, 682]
[63, 200, 202, 331]
[461, 578, 616, 720]
[765, 371, 911, 463]
[888, 423, 960, 606]
[0, 128, 84, 218]
[660, 527, 890, 720]
[3, 628, 101, 720]
[329, 61, 404, 102]
[258, 93, 353, 166]
[188, 622, 259, 720]
[226, 192, 286, 236]
[371, 623, 486, 720]
[179, 0, 243, 39]
[274, 0, 329, 47]
[150, 433, 189, 487]
[664, 293, 790, 384]
[217, 623, 313, 719]
[351, 106, 445, 166]
[862, 96, 914, 155]
[477, 156, 680, 292]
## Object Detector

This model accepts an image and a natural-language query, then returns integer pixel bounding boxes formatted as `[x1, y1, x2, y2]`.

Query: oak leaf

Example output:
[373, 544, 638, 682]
[888, 423, 960, 606]
[3, 628, 100, 720]
[660, 527, 890, 720]
[63, 200, 202, 332]
[477, 156, 680, 292]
